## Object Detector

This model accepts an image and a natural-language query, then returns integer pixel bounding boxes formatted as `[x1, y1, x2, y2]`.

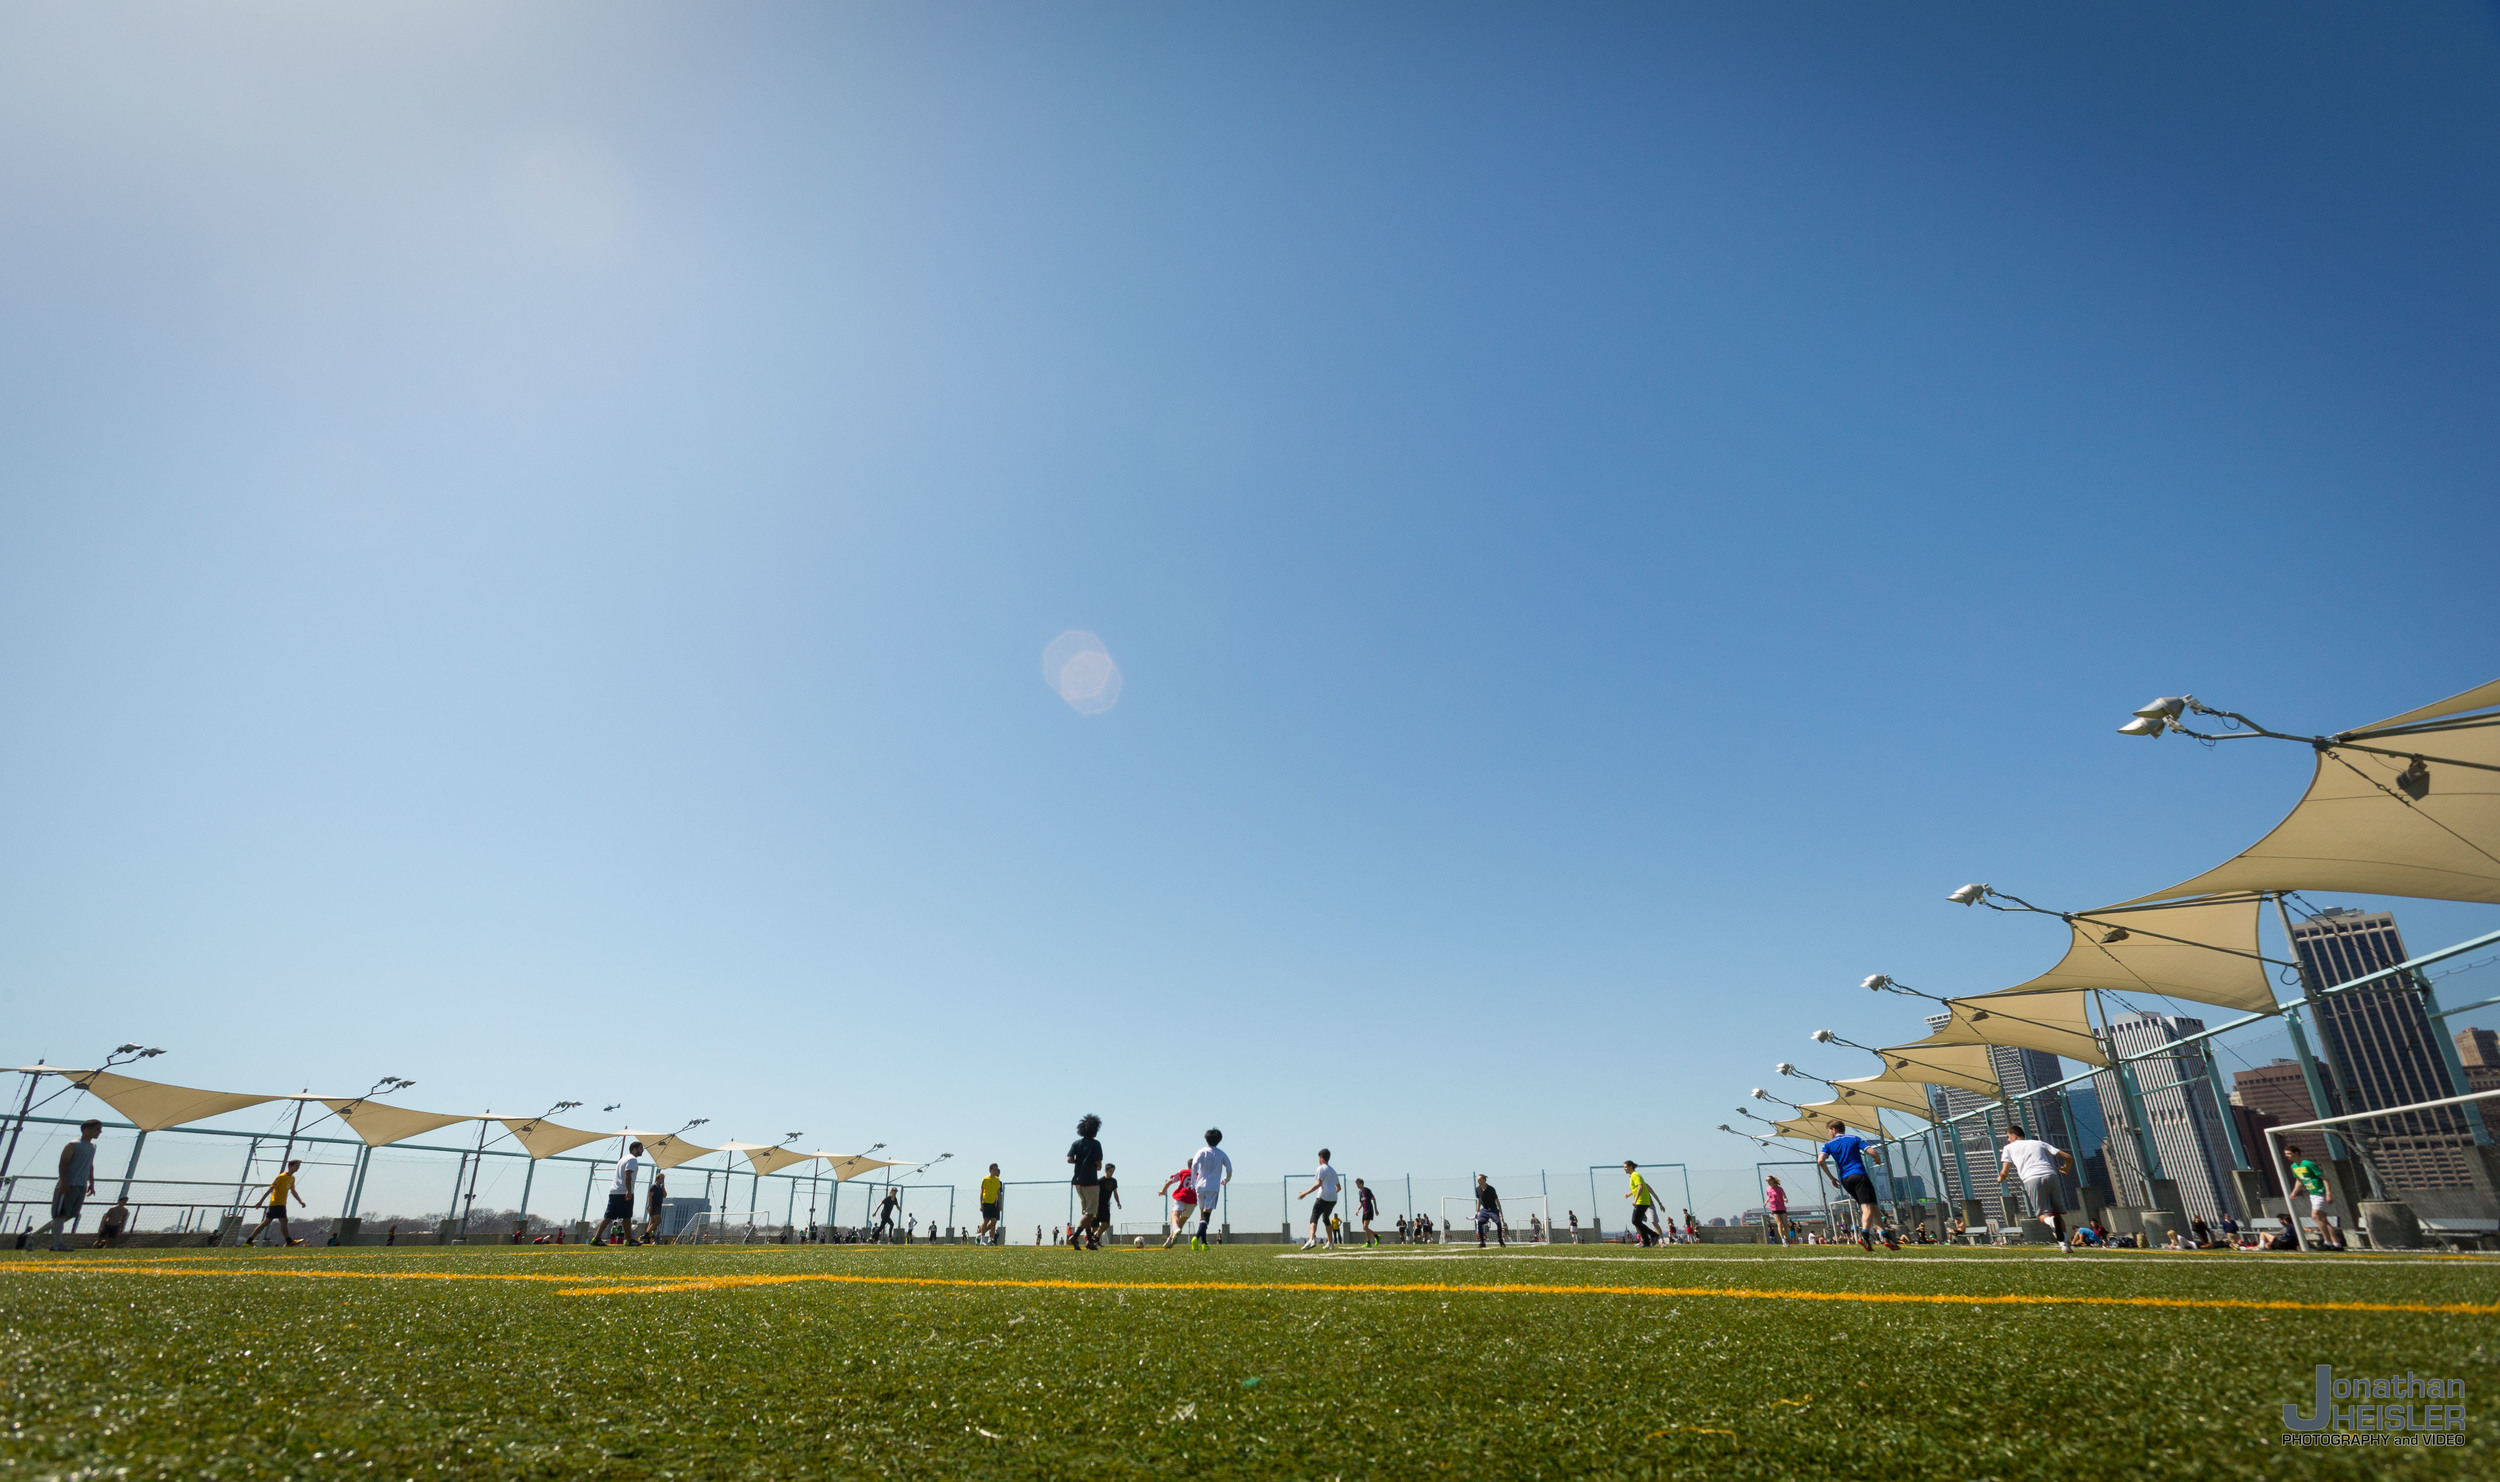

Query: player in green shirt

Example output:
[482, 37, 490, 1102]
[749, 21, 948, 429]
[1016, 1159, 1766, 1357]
[1623, 1160, 1662, 1246]
[2282, 1144, 2342, 1250]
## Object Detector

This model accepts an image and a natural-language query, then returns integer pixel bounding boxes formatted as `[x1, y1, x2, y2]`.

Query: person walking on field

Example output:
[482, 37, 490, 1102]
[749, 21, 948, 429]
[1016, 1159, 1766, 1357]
[1996, 1125, 2076, 1252]
[1816, 1120, 1896, 1252]
[1297, 1150, 1343, 1250]
[1763, 1175, 1792, 1245]
[1094, 1164, 1120, 1249]
[1066, 1114, 1106, 1249]
[1184, 1128, 1233, 1250]
[1623, 1161, 1663, 1247]
[640, 1168, 669, 1245]
[876, 1186, 901, 1243]
[589, 1141, 646, 1246]
[35, 1119, 103, 1251]
[241, 1159, 309, 1248]
[1354, 1177, 1380, 1245]
[1473, 1174, 1507, 1248]
[978, 1164, 1004, 1245]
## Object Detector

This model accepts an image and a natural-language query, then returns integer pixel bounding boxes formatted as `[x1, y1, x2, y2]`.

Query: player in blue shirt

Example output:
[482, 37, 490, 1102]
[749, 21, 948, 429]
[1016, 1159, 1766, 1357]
[1817, 1119, 1897, 1252]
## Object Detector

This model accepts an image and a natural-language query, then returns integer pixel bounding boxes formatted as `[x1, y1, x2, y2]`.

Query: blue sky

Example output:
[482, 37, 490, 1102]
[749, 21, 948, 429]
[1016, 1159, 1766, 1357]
[4, 4, 2498, 1220]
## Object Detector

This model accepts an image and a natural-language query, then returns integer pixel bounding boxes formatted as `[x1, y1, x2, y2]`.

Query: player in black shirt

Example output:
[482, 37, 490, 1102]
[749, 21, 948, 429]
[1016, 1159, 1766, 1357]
[1473, 1174, 1506, 1248]
[1093, 1164, 1120, 1249]
[1354, 1178, 1379, 1246]
[1066, 1114, 1105, 1248]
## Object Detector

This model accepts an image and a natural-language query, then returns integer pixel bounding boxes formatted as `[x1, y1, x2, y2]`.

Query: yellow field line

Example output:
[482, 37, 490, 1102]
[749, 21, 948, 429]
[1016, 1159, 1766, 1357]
[10, 1260, 2487, 1316]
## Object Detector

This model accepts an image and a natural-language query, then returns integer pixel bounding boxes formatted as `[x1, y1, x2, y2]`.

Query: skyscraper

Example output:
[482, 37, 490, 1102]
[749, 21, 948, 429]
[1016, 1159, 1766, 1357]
[2096, 1011, 2242, 1224]
[2459, 1028, 2500, 1095]
[2290, 908, 2477, 1191]
[2232, 1058, 2325, 1130]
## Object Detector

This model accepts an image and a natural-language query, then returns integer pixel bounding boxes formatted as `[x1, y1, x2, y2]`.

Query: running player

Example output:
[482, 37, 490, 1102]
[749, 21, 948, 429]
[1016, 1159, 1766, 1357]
[1095, 1164, 1120, 1249]
[1066, 1114, 1105, 1248]
[1472, 1174, 1506, 1248]
[1623, 1160, 1662, 1246]
[1995, 1124, 2075, 1252]
[876, 1185, 902, 1243]
[1353, 1177, 1379, 1245]
[2282, 1144, 2342, 1250]
[1186, 1128, 1233, 1249]
[1816, 1120, 1895, 1251]
[589, 1142, 645, 1246]
[1763, 1174, 1791, 1245]
[1158, 1162, 1199, 1248]
[978, 1164, 1004, 1245]
[1296, 1149, 1341, 1250]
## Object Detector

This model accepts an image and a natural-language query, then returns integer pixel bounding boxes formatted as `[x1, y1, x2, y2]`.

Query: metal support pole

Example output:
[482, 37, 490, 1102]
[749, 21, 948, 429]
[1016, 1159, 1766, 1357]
[0, 1071, 44, 1191]
[2418, 979, 2493, 1145]
[458, 1120, 493, 1238]
[114, 1131, 148, 1204]
[2201, 1042, 2251, 1172]
[517, 1156, 539, 1232]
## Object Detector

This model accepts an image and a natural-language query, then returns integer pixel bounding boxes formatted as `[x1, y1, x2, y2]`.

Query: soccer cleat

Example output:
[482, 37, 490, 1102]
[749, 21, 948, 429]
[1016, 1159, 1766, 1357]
[2059, 1242, 2072, 1254]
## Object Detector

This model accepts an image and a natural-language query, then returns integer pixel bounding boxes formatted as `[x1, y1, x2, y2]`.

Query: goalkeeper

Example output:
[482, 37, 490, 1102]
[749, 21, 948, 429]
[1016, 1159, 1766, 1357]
[1472, 1174, 1508, 1248]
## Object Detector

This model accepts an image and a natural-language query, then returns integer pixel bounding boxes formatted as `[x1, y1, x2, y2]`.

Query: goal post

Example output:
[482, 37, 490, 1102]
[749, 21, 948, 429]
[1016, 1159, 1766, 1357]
[1438, 1194, 1550, 1244]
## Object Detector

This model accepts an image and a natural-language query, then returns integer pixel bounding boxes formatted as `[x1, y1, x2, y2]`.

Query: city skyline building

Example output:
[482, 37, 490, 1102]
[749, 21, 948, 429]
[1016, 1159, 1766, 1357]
[2291, 908, 2480, 1191]
[2096, 1010, 2243, 1225]
[2460, 1028, 2500, 1095]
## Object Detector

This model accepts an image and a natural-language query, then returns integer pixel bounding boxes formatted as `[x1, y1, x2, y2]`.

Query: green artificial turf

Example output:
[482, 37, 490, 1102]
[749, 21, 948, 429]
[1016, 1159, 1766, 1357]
[1, 1241, 2492, 1479]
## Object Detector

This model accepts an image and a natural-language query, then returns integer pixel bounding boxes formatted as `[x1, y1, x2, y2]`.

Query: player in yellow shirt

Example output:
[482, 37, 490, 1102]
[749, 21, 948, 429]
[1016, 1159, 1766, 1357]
[978, 1164, 1005, 1245]
[1623, 1160, 1663, 1246]
[241, 1159, 307, 1248]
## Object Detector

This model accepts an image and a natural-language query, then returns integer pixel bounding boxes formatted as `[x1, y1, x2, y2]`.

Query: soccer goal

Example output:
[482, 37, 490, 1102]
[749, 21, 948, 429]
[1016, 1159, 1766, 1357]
[1438, 1194, 1551, 1244]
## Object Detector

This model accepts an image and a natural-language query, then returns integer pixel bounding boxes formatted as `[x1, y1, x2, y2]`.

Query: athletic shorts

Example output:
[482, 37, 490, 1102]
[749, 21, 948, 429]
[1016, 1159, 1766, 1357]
[1474, 1206, 1500, 1226]
[1076, 1185, 1101, 1221]
[1190, 1183, 1219, 1211]
[1310, 1198, 1337, 1225]
[2020, 1176, 2062, 1216]
[603, 1193, 635, 1222]
[266, 1202, 288, 1217]
[645, 1193, 665, 1217]
[51, 1191, 84, 1221]
[2308, 1192, 2333, 1213]
[980, 1203, 1001, 1221]
[1839, 1173, 1880, 1205]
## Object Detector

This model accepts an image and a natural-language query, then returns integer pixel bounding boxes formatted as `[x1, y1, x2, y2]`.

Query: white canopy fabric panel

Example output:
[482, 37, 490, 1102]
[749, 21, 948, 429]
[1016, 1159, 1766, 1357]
[1795, 1101, 1888, 1138]
[717, 1142, 816, 1175]
[1769, 1117, 1828, 1143]
[313, 1099, 479, 1148]
[1867, 1040, 2003, 1098]
[2132, 678, 2500, 906]
[1828, 1077, 1938, 1121]
[498, 1118, 612, 1160]
[2021, 898, 2283, 1017]
[68, 1071, 279, 1131]
[1919, 989, 2107, 1067]
[816, 1154, 902, 1182]
[624, 1130, 719, 1171]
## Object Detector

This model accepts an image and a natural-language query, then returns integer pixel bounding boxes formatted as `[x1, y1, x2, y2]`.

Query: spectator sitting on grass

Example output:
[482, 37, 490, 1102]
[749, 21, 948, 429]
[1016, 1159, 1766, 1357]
[95, 1198, 130, 1248]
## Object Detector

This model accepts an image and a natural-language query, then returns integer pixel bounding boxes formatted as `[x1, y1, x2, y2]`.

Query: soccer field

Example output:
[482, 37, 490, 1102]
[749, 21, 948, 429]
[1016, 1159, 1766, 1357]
[2, 1242, 2489, 1479]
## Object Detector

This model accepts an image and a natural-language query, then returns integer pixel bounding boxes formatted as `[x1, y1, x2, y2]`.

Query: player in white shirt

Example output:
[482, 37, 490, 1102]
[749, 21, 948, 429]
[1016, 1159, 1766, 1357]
[1185, 1129, 1233, 1250]
[1296, 1150, 1343, 1250]
[1995, 1125, 2076, 1252]
[589, 1142, 646, 1246]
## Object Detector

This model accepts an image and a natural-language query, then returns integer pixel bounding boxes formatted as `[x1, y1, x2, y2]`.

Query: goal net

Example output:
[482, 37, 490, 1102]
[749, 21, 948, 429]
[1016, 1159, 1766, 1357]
[1438, 1194, 1551, 1244]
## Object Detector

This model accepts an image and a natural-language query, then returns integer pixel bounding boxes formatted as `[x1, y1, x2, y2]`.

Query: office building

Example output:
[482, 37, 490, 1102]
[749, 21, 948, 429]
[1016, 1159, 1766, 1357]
[2096, 1011, 2242, 1224]
[2291, 908, 2477, 1191]
[2232, 1058, 2325, 1130]
[2460, 1028, 2500, 1095]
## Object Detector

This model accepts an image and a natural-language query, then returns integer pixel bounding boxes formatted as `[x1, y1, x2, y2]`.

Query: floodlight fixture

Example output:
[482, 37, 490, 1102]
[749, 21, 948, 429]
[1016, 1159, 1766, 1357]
[1947, 883, 1989, 906]
[114, 1043, 142, 1055]
[1811, 1028, 1835, 1043]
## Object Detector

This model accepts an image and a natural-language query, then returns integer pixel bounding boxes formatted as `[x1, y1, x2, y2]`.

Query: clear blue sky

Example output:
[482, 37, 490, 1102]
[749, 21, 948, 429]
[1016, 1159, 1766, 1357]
[4, 4, 2498, 1218]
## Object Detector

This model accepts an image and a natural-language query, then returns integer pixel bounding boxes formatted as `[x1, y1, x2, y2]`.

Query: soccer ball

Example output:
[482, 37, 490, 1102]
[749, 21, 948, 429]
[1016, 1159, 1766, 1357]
[1134, 1236, 1145, 1247]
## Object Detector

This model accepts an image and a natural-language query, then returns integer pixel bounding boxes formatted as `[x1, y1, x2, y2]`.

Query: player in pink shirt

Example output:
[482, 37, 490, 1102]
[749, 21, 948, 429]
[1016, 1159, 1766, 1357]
[1763, 1175, 1792, 1246]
